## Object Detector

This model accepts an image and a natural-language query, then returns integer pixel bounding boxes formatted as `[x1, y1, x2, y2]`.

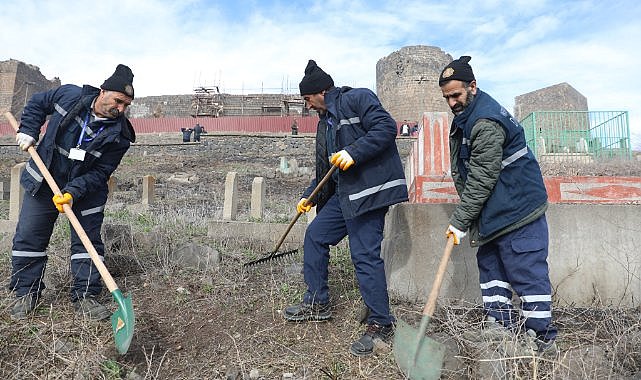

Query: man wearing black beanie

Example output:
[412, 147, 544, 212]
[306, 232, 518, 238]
[440, 56, 558, 357]
[283, 60, 408, 357]
[10, 65, 136, 321]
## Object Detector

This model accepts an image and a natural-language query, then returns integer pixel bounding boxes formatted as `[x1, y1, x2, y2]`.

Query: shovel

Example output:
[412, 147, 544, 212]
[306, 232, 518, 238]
[243, 165, 337, 267]
[394, 234, 455, 380]
[5, 112, 134, 354]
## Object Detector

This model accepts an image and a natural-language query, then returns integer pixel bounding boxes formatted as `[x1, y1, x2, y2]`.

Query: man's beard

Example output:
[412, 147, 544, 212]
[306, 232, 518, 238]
[107, 108, 120, 118]
[452, 89, 475, 115]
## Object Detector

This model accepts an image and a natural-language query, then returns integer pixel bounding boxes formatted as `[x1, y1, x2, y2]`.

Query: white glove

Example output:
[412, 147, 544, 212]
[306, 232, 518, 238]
[16, 132, 36, 151]
[446, 225, 466, 245]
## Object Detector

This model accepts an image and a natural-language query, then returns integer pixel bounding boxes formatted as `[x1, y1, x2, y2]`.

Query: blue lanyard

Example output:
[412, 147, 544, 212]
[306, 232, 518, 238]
[76, 113, 104, 147]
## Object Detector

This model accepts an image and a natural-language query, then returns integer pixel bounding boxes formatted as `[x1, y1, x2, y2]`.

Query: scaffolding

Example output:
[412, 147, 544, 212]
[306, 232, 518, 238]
[191, 86, 223, 117]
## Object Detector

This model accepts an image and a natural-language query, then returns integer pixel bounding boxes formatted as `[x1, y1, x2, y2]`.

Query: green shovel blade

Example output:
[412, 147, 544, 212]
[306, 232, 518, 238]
[110, 289, 135, 355]
[394, 318, 445, 380]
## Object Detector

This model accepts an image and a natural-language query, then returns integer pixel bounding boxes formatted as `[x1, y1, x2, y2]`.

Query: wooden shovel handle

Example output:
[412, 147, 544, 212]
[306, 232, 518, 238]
[271, 165, 338, 253]
[422, 235, 455, 316]
[5, 112, 119, 293]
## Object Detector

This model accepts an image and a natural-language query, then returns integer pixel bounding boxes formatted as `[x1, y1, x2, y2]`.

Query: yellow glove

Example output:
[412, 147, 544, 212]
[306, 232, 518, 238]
[297, 198, 312, 213]
[446, 224, 466, 245]
[52, 193, 73, 213]
[330, 150, 355, 171]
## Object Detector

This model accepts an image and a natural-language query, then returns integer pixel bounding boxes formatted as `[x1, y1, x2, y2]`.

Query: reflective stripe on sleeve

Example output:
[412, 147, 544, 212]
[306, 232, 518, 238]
[80, 205, 105, 216]
[348, 179, 407, 201]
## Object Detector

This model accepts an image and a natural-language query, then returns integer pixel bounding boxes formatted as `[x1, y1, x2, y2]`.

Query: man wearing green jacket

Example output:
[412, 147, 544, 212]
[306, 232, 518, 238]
[439, 56, 557, 355]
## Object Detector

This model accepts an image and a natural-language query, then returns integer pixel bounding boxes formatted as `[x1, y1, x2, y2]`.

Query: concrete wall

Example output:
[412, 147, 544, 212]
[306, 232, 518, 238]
[382, 203, 641, 307]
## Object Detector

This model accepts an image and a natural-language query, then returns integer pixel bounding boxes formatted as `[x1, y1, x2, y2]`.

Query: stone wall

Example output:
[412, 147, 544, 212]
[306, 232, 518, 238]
[128, 94, 193, 118]
[0, 59, 60, 119]
[376, 45, 453, 124]
[128, 133, 415, 163]
[129, 93, 308, 119]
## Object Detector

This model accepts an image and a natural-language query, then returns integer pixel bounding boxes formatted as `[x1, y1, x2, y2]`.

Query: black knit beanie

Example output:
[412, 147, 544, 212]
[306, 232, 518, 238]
[101, 64, 135, 98]
[299, 60, 334, 95]
[439, 56, 475, 86]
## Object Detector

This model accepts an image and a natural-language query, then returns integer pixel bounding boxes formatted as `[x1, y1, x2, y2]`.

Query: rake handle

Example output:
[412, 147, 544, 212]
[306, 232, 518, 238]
[271, 165, 337, 253]
[5, 112, 119, 293]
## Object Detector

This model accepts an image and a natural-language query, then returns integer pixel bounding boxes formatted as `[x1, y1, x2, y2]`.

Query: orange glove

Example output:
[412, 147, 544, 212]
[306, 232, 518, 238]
[297, 198, 312, 213]
[330, 150, 355, 171]
[52, 193, 73, 213]
[446, 225, 466, 245]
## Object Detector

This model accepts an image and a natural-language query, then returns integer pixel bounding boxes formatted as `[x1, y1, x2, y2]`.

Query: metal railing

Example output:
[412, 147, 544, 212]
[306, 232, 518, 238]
[522, 111, 631, 163]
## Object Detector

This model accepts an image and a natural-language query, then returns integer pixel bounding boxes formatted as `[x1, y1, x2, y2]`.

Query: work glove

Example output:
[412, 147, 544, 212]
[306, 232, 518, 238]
[16, 132, 36, 151]
[330, 150, 355, 171]
[446, 224, 466, 245]
[297, 198, 312, 213]
[52, 193, 73, 213]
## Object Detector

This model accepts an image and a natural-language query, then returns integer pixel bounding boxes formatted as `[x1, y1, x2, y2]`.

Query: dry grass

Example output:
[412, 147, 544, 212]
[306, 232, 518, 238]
[1, 138, 641, 379]
[3, 200, 641, 379]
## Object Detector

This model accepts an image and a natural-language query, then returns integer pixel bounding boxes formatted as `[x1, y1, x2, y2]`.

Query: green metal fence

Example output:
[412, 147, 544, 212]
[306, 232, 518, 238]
[522, 111, 631, 162]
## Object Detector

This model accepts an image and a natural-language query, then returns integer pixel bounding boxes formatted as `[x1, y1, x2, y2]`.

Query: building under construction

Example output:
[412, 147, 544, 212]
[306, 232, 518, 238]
[190, 86, 308, 118]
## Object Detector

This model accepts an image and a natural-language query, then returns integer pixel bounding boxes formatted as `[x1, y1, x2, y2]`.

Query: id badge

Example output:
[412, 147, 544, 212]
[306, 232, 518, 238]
[69, 148, 86, 161]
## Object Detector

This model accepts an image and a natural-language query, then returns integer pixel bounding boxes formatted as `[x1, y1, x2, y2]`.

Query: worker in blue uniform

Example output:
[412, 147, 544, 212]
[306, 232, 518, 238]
[10, 64, 136, 321]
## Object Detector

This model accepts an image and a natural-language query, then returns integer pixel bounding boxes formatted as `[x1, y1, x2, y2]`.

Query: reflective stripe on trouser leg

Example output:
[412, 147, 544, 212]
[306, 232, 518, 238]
[477, 242, 516, 327]
[491, 215, 557, 341]
[302, 195, 347, 305]
[10, 191, 59, 297]
[346, 205, 393, 326]
[69, 202, 106, 301]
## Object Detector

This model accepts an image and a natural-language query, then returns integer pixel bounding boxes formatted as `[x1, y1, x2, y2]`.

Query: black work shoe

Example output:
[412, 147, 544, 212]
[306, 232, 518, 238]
[11, 294, 39, 320]
[526, 329, 559, 358]
[350, 322, 394, 356]
[283, 302, 331, 322]
[73, 296, 110, 321]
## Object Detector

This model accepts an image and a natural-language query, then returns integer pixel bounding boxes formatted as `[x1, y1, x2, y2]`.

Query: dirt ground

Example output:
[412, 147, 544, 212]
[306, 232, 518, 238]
[1, 133, 641, 379]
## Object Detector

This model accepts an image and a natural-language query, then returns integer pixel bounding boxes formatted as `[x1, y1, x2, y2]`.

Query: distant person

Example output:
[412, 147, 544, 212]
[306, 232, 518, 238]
[411, 122, 419, 136]
[181, 127, 193, 142]
[291, 119, 299, 135]
[439, 55, 558, 356]
[283, 60, 408, 357]
[400, 120, 410, 136]
[193, 123, 203, 142]
[10, 64, 136, 321]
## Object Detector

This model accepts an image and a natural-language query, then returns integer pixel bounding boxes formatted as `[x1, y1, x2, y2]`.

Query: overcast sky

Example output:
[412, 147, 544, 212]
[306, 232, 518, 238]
[2, 0, 640, 146]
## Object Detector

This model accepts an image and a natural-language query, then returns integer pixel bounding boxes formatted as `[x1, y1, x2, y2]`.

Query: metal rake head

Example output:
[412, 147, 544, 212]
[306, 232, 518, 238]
[242, 249, 300, 267]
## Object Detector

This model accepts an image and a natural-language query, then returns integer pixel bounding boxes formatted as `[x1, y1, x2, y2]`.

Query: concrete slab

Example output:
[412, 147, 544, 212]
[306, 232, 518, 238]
[382, 203, 641, 307]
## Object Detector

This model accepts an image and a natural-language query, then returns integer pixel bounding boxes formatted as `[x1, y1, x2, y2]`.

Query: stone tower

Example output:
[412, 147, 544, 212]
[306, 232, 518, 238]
[515, 82, 589, 154]
[0, 59, 60, 119]
[376, 45, 452, 124]
[514, 82, 588, 121]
